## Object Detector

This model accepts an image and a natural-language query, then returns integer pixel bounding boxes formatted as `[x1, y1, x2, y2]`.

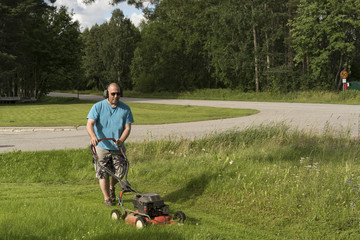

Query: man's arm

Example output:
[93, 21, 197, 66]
[115, 123, 131, 147]
[86, 118, 98, 146]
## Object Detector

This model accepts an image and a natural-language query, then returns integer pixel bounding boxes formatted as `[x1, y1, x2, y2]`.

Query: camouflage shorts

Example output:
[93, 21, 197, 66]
[93, 146, 127, 179]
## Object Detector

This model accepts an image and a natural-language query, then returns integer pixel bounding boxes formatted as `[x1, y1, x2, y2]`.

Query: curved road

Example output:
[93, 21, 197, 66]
[1, 92, 360, 153]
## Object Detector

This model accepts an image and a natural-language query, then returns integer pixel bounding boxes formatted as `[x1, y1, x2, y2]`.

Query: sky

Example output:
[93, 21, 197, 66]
[47, 0, 148, 31]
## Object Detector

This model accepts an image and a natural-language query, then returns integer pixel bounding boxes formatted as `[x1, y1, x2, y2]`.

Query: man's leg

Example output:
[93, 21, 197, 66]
[109, 177, 118, 202]
[110, 177, 118, 189]
[110, 152, 127, 201]
[109, 151, 121, 202]
[99, 178, 110, 200]
[95, 146, 113, 206]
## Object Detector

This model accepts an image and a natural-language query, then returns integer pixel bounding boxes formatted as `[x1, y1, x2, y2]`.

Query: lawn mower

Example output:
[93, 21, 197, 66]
[90, 138, 186, 229]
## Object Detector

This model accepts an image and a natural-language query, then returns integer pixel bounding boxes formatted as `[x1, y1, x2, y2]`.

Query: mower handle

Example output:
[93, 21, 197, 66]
[90, 138, 127, 158]
[90, 138, 139, 194]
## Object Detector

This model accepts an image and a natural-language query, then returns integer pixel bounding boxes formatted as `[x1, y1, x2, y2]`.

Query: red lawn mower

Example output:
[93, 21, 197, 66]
[90, 138, 186, 229]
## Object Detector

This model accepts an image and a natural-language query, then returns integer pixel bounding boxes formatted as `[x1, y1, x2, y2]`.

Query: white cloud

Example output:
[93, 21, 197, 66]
[130, 12, 146, 27]
[48, 0, 146, 30]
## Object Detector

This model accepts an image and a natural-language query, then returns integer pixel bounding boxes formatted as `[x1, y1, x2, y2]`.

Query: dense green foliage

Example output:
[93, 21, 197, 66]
[290, 0, 360, 90]
[2, 0, 360, 98]
[1, 125, 360, 238]
[0, 0, 83, 98]
[129, 0, 360, 92]
[131, 0, 299, 92]
[81, 9, 140, 91]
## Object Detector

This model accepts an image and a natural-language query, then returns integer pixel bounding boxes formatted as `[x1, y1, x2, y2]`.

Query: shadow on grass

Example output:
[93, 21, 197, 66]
[164, 173, 215, 203]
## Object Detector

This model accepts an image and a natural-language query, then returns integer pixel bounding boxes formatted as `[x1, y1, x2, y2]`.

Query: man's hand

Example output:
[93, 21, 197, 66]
[114, 139, 123, 147]
[90, 137, 98, 146]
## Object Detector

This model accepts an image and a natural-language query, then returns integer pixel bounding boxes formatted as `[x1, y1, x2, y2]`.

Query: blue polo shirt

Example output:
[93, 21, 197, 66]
[87, 99, 134, 150]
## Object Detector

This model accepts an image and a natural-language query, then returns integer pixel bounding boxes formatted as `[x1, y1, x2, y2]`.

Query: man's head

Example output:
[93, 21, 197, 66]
[106, 83, 121, 106]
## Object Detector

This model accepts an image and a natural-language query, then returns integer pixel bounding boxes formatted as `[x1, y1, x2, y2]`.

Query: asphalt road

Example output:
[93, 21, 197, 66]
[1, 92, 360, 153]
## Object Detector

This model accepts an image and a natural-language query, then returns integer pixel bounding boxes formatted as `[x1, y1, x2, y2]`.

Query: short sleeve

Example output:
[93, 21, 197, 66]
[87, 103, 99, 121]
[126, 109, 134, 124]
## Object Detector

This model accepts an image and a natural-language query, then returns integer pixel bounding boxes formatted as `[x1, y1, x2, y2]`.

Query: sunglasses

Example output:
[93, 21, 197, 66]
[110, 92, 120, 96]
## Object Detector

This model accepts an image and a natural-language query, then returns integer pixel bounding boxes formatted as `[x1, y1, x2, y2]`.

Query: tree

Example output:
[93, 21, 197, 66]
[48, 6, 84, 91]
[99, 9, 140, 90]
[84, 0, 360, 93]
[0, 0, 82, 98]
[82, 25, 106, 90]
[0, 0, 50, 97]
[82, 0, 159, 9]
[0, 1, 18, 97]
[131, 0, 216, 92]
[131, 18, 197, 92]
[207, 0, 253, 90]
[290, 0, 360, 90]
[208, 0, 299, 92]
[82, 9, 140, 91]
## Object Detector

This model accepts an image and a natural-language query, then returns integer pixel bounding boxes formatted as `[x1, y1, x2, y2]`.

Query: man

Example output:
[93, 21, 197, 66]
[86, 83, 134, 206]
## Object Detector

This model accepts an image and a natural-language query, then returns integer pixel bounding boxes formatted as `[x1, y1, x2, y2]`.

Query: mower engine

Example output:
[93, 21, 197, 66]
[132, 193, 169, 217]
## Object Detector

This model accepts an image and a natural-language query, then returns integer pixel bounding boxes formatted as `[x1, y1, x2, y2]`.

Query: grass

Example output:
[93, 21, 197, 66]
[0, 97, 258, 127]
[173, 89, 360, 104]
[1, 124, 360, 239]
[59, 89, 360, 105]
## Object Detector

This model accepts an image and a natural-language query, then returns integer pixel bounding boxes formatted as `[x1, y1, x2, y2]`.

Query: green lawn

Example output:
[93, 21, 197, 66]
[0, 100, 258, 127]
[1, 124, 360, 239]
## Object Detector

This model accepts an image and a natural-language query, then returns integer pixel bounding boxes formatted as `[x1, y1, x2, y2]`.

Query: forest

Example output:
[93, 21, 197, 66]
[1, 0, 360, 98]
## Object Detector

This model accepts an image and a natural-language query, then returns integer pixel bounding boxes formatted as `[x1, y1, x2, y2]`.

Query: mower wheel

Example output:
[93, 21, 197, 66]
[135, 216, 147, 229]
[110, 209, 122, 220]
[174, 211, 186, 223]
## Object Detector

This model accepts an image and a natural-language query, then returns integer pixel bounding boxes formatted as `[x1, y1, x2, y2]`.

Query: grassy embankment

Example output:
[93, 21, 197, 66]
[1, 124, 360, 239]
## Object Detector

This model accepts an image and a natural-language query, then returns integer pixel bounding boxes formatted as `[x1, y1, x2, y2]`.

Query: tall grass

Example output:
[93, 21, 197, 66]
[174, 89, 360, 104]
[1, 124, 360, 239]
[67, 89, 360, 104]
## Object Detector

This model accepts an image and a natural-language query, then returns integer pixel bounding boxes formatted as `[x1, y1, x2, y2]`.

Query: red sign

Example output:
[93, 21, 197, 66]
[340, 70, 348, 79]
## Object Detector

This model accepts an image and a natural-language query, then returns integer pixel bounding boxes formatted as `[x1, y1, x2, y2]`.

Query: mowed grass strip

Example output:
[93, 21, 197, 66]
[0, 183, 265, 240]
[0, 101, 258, 127]
[131, 103, 258, 124]
[0, 104, 88, 127]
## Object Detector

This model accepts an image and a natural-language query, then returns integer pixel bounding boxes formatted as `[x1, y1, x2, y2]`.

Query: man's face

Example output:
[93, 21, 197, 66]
[108, 85, 120, 105]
